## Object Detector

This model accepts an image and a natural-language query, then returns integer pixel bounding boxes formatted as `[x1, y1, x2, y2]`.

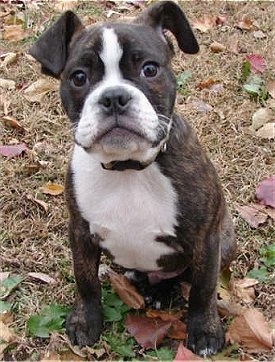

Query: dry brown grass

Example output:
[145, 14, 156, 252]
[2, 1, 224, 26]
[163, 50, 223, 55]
[0, 1, 274, 360]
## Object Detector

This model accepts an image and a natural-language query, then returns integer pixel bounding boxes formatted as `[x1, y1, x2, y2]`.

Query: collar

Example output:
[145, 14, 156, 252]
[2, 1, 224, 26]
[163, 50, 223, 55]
[101, 142, 167, 171]
[101, 159, 150, 171]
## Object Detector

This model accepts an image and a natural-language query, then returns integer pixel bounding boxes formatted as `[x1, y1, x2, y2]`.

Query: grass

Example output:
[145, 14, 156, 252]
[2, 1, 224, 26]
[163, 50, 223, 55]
[0, 0, 274, 360]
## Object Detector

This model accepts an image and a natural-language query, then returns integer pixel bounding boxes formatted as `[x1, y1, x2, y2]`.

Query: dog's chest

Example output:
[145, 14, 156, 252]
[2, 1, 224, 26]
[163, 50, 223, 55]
[71, 146, 179, 271]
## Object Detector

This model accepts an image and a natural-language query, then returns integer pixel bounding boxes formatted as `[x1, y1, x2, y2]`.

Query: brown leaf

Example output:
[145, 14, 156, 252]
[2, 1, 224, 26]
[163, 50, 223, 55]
[0, 321, 17, 343]
[40, 183, 64, 196]
[251, 108, 273, 131]
[196, 78, 218, 90]
[254, 123, 275, 139]
[192, 15, 216, 33]
[231, 278, 258, 304]
[167, 319, 187, 340]
[217, 299, 244, 317]
[0, 78, 16, 90]
[227, 309, 273, 352]
[146, 309, 182, 321]
[125, 314, 171, 349]
[28, 272, 56, 284]
[0, 52, 18, 68]
[2, 116, 26, 132]
[256, 176, 275, 208]
[236, 15, 258, 31]
[228, 34, 240, 54]
[210, 41, 226, 53]
[236, 203, 268, 228]
[174, 342, 203, 361]
[109, 271, 145, 309]
[267, 80, 275, 98]
[0, 143, 28, 158]
[24, 78, 58, 103]
[0, 312, 13, 324]
[3, 25, 29, 42]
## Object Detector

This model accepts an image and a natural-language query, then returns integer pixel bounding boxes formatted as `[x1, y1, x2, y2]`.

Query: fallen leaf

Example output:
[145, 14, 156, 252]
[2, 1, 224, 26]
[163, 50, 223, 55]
[245, 54, 267, 74]
[192, 99, 213, 113]
[3, 25, 29, 42]
[167, 319, 187, 340]
[0, 272, 10, 283]
[54, 0, 78, 12]
[217, 299, 244, 317]
[24, 78, 58, 103]
[254, 123, 275, 139]
[28, 272, 56, 284]
[231, 278, 258, 304]
[109, 271, 145, 309]
[236, 203, 268, 228]
[253, 30, 266, 39]
[0, 143, 28, 157]
[192, 15, 216, 33]
[2, 116, 26, 132]
[210, 41, 226, 53]
[228, 34, 240, 54]
[0, 311, 13, 324]
[251, 108, 273, 131]
[0, 52, 18, 68]
[174, 342, 203, 361]
[236, 15, 258, 31]
[267, 80, 275, 99]
[256, 176, 275, 208]
[196, 78, 218, 90]
[40, 183, 64, 196]
[125, 314, 171, 349]
[146, 309, 182, 321]
[41, 351, 61, 362]
[0, 321, 17, 343]
[216, 15, 227, 25]
[0, 78, 16, 90]
[227, 309, 273, 352]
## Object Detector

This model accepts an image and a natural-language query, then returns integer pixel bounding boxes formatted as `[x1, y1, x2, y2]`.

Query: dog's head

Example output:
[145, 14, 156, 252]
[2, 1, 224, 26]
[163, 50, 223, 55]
[30, 1, 198, 167]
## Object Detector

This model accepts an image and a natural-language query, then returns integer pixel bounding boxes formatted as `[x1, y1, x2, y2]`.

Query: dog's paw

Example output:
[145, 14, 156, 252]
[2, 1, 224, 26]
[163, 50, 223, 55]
[66, 301, 103, 348]
[187, 314, 225, 357]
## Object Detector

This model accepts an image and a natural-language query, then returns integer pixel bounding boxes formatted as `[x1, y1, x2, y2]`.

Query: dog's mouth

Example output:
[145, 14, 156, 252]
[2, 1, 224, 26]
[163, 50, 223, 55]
[95, 126, 153, 153]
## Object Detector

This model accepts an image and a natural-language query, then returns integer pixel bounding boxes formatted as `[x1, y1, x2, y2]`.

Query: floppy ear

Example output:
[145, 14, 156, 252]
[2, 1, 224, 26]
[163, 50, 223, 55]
[135, 1, 199, 54]
[29, 11, 84, 77]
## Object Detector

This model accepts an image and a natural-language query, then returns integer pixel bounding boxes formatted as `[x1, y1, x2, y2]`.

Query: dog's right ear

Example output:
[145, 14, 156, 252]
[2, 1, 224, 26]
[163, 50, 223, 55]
[29, 11, 84, 78]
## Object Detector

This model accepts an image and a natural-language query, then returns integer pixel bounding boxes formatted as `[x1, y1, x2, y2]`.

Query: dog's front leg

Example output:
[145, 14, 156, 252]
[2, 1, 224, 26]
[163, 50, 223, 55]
[66, 218, 103, 347]
[187, 229, 224, 356]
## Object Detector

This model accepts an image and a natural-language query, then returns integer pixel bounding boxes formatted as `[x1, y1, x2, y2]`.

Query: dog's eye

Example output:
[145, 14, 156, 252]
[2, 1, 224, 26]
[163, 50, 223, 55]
[141, 62, 159, 78]
[70, 70, 87, 87]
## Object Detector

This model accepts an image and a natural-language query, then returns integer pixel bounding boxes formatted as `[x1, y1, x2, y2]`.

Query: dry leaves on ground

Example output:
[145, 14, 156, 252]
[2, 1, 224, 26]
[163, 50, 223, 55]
[0, 143, 28, 157]
[40, 183, 64, 196]
[256, 176, 275, 208]
[227, 309, 273, 353]
[109, 271, 145, 309]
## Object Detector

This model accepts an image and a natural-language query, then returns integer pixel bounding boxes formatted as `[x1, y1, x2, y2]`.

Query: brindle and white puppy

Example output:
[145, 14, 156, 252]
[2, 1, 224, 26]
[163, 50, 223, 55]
[30, 1, 236, 356]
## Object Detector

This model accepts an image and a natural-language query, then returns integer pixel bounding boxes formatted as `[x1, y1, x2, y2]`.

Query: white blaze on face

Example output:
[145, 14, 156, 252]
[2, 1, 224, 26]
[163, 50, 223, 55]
[100, 27, 123, 84]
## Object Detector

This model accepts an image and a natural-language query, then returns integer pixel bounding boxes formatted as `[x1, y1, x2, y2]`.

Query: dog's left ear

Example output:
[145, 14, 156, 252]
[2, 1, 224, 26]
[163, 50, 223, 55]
[135, 1, 199, 54]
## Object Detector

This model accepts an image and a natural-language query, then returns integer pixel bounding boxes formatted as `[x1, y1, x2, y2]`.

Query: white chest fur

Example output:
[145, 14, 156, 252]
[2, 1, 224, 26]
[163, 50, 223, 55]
[71, 145, 179, 271]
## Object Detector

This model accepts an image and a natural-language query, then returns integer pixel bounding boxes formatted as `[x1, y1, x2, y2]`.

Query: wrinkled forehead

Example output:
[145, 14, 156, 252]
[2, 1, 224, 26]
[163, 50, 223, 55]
[69, 22, 171, 65]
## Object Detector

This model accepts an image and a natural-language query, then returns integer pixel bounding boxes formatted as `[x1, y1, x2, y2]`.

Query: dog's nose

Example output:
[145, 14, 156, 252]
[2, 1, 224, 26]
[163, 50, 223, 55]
[98, 87, 132, 115]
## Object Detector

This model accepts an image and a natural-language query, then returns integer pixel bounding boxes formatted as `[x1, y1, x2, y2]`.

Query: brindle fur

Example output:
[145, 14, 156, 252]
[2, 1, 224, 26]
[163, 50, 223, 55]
[30, 1, 236, 355]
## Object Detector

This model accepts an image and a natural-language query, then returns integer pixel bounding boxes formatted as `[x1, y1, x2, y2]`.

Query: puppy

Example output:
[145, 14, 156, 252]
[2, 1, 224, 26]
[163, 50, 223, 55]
[30, 1, 236, 356]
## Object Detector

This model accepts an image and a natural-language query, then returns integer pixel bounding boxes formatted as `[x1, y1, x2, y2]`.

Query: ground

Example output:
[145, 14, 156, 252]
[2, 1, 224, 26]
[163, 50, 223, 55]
[0, 1, 274, 361]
